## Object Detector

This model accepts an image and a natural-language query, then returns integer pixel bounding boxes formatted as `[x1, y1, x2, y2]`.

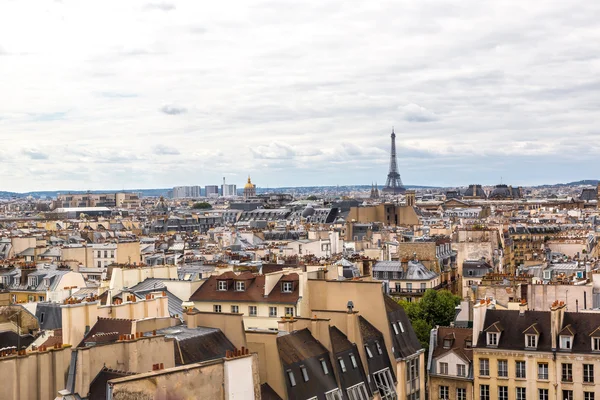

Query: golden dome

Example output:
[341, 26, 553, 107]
[244, 176, 254, 189]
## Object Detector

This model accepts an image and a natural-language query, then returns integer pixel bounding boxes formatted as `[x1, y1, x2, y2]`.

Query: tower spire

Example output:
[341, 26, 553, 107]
[382, 128, 406, 194]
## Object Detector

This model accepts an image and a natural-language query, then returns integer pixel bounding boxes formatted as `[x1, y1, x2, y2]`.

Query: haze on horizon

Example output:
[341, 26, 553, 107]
[1, 1, 599, 193]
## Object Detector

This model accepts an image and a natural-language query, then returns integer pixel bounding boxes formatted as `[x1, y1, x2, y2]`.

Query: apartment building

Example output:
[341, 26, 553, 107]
[473, 300, 599, 400]
[428, 326, 474, 400]
[190, 270, 301, 329]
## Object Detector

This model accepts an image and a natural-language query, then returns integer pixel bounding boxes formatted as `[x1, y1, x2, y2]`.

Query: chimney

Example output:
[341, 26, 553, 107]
[519, 300, 527, 316]
[550, 300, 566, 350]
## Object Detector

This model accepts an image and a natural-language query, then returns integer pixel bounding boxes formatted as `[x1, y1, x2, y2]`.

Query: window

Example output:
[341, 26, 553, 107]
[325, 389, 343, 400]
[539, 389, 549, 400]
[217, 280, 227, 291]
[439, 386, 449, 400]
[406, 283, 412, 291]
[465, 339, 472, 348]
[320, 359, 329, 375]
[300, 365, 309, 382]
[516, 387, 526, 400]
[213, 305, 221, 313]
[526, 334, 537, 348]
[399, 322, 405, 332]
[562, 363, 572, 382]
[104, 250, 107, 258]
[457, 364, 466, 377]
[593, 337, 600, 351]
[365, 345, 373, 358]
[350, 353, 358, 369]
[516, 361, 526, 378]
[287, 370, 296, 387]
[38, 296, 44, 302]
[373, 368, 397, 400]
[439, 362, 448, 375]
[235, 281, 245, 291]
[376, 341, 383, 354]
[584, 393, 595, 400]
[97, 261, 102, 268]
[487, 332, 498, 346]
[40, 312, 45, 323]
[443, 338, 452, 348]
[231, 305, 239, 313]
[498, 360, 508, 377]
[560, 335, 572, 350]
[285, 307, 294, 316]
[584, 363, 594, 383]
[269, 307, 277, 317]
[339, 358, 347, 372]
[346, 383, 369, 400]
[498, 386, 508, 400]
[457, 388, 467, 400]
[282, 282, 293, 293]
[480, 385, 490, 400]
[111, 251, 114, 258]
[393, 323, 399, 335]
[563, 391, 573, 400]
[538, 362, 548, 380]
[480, 359, 490, 376]
[248, 306, 257, 316]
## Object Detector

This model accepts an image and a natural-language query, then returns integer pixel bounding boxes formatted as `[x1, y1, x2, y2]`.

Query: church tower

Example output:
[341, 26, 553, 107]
[244, 176, 256, 199]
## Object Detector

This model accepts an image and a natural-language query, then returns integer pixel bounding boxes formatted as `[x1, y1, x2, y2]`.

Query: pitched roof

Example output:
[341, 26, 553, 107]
[260, 383, 283, 400]
[329, 325, 355, 354]
[88, 367, 136, 400]
[358, 316, 383, 343]
[154, 325, 235, 365]
[384, 296, 422, 359]
[276, 328, 329, 366]
[78, 317, 133, 348]
[485, 321, 504, 333]
[522, 323, 540, 335]
[433, 327, 473, 362]
[190, 273, 299, 304]
[476, 310, 551, 351]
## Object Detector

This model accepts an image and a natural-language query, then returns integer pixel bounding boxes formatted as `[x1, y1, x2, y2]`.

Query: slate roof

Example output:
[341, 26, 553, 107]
[154, 325, 235, 365]
[276, 328, 329, 366]
[432, 327, 473, 363]
[190, 272, 300, 304]
[476, 310, 551, 351]
[373, 261, 439, 280]
[0, 331, 36, 350]
[329, 325, 355, 354]
[88, 367, 136, 400]
[260, 383, 283, 400]
[36, 303, 63, 330]
[384, 296, 423, 359]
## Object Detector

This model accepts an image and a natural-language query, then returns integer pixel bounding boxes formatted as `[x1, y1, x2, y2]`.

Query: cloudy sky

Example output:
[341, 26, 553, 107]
[1, 1, 599, 192]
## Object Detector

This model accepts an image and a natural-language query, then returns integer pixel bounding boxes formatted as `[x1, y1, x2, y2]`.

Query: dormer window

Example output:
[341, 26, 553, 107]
[592, 337, 600, 352]
[443, 339, 453, 349]
[376, 341, 383, 355]
[392, 323, 399, 335]
[560, 335, 572, 350]
[28, 276, 37, 287]
[526, 334, 538, 349]
[365, 345, 373, 358]
[487, 332, 498, 347]
[282, 282, 293, 293]
[465, 339, 472, 348]
[217, 280, 227, 291]
[235, 281, 245, 291]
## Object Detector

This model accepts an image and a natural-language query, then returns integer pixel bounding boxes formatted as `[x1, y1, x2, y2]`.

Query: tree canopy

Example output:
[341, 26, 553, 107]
[397, 289, 461, 350]
[192, 202, 212, 210]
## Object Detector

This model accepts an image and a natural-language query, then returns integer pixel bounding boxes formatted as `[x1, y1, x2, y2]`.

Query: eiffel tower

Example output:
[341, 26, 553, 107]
[382, 128, 406, 194]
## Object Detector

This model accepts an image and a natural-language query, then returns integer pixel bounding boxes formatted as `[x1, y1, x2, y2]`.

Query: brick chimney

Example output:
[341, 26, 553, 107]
[519, 300, 527, 316]
[550, 300, 566, 350]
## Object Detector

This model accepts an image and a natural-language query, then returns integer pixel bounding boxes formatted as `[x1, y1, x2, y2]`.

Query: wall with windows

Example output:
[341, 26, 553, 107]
[192, 300, 297, 330]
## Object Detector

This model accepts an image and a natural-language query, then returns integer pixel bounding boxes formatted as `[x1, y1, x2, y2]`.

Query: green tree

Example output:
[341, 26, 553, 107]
[306, 195, 319, 201]
[192, 202, 212, 210]
[397, 289, 460, 350]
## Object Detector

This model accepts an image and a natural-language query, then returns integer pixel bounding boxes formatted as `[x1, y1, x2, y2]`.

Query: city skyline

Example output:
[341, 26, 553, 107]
[1, 1, 599, 192]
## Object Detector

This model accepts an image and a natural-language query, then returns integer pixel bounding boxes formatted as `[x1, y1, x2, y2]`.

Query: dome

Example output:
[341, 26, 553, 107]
[301, 205, 315, 218]
[244, 176, 254, 190]
[489, 184, 512, 199]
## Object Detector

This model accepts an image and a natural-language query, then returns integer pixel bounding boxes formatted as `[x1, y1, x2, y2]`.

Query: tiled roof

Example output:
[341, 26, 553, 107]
[432, 326, 473, 362]
[189, 273, 299, 304]
[78, 317, 133, 348]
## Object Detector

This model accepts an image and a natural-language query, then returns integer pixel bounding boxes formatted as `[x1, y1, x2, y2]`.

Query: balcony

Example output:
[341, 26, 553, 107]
[388, 283, 443, 296]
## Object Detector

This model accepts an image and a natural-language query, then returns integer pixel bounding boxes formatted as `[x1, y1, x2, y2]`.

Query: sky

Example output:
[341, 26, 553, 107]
[1, 0, 599, 192]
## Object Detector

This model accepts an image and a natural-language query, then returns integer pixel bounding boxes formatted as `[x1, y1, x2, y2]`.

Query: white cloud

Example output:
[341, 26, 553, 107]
[0, 0, 599, 190]
[399, 103, 438, 123]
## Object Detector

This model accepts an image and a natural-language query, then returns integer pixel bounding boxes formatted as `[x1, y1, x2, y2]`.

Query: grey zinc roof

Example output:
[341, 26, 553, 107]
[405, 261, 438, 280]
[373, 261, 403, 272]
